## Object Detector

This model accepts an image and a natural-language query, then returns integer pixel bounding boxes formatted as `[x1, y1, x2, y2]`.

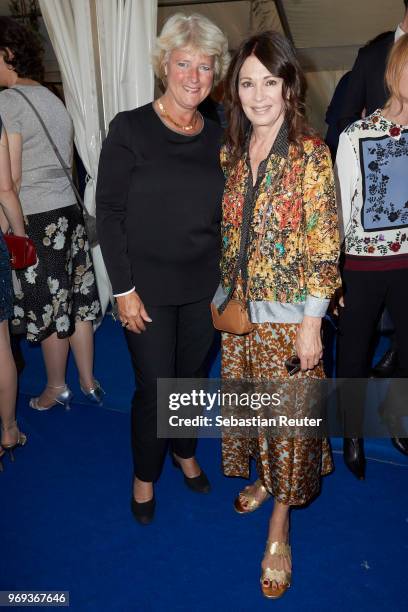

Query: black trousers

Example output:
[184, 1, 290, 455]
[336, 268, 408, 435]
[337, 268, 408, 378]
[124, 296, 214, 482]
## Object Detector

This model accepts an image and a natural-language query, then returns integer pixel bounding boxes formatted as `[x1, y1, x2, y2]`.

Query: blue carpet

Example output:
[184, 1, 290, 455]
[2, 317, 408, 611]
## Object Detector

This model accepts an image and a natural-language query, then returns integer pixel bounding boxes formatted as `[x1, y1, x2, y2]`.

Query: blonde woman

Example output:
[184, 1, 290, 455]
[96, 14, 229, 524]
[0, 118, 26, 470]
[336, 33, 408, 475]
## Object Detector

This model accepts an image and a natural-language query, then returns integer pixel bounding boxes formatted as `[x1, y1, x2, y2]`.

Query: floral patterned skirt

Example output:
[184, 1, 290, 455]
[0, 230, 13, 323]
[221, 323, 333, 506]
[11, 205, 101, 342]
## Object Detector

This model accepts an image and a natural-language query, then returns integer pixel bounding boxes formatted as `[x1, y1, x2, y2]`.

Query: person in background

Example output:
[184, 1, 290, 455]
[325, 71, 351, 160]
[214, 31, 340, 598]
[336, 2, 408, 470]
[0, 17, 102, 411]
[336, 34, 408, 480]
[338, 1, 408, 131]
[96, 13, 229, 525]
[0, 117, 27, 470]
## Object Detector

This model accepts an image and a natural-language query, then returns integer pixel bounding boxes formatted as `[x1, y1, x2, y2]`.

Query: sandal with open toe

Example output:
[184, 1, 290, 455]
[260, 541, 292, 599]
[234, 479, 270, 514]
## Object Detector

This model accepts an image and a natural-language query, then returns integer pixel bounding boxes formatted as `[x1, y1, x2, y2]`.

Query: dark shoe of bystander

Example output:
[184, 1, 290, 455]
[343, 437, 365, 480]
[371, 348, 398, 378]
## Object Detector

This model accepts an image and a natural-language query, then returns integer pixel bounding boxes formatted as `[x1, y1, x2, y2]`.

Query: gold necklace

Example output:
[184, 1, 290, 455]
[157, 100, 199, 132]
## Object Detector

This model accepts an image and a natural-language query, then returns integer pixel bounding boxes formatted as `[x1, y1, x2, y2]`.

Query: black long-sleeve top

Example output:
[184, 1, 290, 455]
[337, 31, 394, 133]
[96, 103, 224, 305]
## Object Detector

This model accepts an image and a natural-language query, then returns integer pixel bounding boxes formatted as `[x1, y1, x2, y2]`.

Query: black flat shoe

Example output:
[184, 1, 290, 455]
[391, 437, 408, 456]
[131, 495, 155, 525]
[343, 438, 366, 480]
[172, 455, 211, 494]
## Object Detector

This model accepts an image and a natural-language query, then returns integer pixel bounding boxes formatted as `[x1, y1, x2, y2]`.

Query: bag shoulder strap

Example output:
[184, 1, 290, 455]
[11, 87, 87, 215]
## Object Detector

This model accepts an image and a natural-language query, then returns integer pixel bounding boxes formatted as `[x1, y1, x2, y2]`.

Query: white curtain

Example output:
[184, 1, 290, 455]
[38, 0, 157, 314]
[96, 0, 157, 132]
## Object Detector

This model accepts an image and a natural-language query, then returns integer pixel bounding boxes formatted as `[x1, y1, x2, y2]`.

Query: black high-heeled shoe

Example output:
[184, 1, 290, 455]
[172, 454, 211, 493]
[343, 438, 365, 480]
[130, 495, 155, 525]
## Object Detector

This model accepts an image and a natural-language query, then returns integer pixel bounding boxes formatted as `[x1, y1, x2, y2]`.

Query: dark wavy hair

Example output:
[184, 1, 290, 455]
[224, 30, 314, 166]
[0, 17, 44, 82]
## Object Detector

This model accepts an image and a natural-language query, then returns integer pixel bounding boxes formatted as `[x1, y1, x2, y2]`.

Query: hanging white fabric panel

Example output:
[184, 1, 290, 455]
[96, 0, 157, 133]
[38, 0, 157, 315]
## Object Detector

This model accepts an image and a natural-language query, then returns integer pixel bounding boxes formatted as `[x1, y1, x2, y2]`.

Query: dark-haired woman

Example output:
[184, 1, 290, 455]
[213, 31, 340, 597]
[0, 16, 102, 410]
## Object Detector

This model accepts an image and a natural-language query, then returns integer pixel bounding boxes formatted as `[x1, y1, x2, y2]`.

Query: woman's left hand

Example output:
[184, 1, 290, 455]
[295, 316, 323, 371]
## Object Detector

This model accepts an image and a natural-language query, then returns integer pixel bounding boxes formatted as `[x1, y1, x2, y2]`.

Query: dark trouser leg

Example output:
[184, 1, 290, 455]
[125, 305, 177, 482]
[385, 269, 408, 377]
[171, 296, 215, 459]
[337, 270, 385, 437]
[382, 270, 408, 449]
[337, 270, 386, 377]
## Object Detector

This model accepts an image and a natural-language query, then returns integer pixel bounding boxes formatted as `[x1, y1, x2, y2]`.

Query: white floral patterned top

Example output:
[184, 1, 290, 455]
[335, 109, 408, 268]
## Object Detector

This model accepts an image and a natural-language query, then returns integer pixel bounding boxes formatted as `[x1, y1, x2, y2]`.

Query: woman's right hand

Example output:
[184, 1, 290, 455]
[116, 291, 152, 334]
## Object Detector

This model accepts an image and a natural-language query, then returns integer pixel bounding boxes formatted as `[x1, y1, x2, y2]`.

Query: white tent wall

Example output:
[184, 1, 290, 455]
[285, 0, 402, 49]
[250, 0, 284, 34]
[158, 1, 252, 50]
[304, 70, 347, 137]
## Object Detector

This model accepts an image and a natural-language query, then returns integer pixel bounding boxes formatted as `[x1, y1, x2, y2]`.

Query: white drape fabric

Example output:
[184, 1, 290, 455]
[38, 0, 157, 314]
[96, 0, 157, 133]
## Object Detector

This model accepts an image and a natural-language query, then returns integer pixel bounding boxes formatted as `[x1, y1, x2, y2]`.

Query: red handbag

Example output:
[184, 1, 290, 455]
[4, 234, 37, 269]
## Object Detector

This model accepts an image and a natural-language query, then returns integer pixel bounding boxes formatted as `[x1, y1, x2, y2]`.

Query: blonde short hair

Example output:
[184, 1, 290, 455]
[152, 13, 230, 85]
[385, 33, 408, 107]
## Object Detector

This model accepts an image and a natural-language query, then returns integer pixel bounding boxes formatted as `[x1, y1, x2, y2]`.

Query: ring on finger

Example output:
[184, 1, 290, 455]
[121, 320, 129, 328]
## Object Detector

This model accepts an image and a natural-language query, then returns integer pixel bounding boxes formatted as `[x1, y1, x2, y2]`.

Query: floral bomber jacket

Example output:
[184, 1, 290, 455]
[215, 135, 341, 322]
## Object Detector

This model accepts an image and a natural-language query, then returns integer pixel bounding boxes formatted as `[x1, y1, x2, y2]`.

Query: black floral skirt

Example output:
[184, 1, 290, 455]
[11, 204, 101, 342]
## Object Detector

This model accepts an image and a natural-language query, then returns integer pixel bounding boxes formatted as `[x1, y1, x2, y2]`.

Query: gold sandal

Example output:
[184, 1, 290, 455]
[260, 541, 291, 599]
[234, 479, 270, 514]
